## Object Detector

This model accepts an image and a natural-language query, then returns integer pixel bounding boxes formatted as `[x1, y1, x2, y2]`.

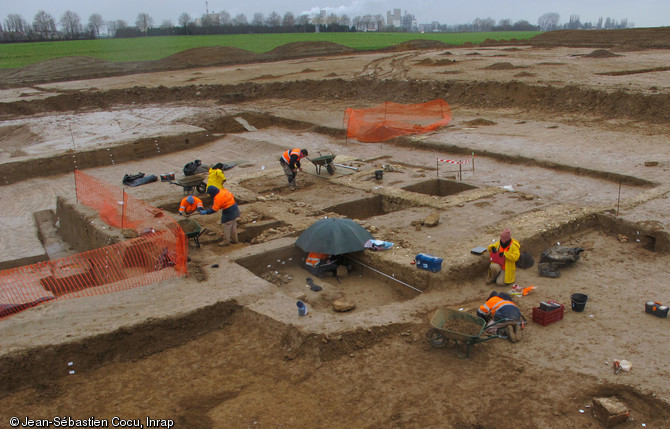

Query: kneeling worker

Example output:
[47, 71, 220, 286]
[486, 228, 521, 286]
[477, 291, 523, 343]
[200, 187, 241, 246]
[179, 195, 204, 216]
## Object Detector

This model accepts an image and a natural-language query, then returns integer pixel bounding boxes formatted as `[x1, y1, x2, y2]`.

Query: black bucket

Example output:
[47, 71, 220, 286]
[570, 293, 588, 312]
[374, 170, 384, 180]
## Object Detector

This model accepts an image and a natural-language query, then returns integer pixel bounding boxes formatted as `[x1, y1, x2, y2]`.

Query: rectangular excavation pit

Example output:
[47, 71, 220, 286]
[155, 202, 288, 246]
[236, 246, 421, 313]
[402, 179, 477, 197]
[323, 195, 414, 220]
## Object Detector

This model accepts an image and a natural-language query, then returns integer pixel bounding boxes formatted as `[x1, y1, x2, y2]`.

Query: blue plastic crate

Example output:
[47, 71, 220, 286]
[415, 253, 442, 272]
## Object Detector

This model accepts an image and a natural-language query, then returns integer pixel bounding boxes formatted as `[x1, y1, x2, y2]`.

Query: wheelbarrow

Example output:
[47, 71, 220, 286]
[425, 308, 515, 358]
[177, 218, 208, 248]
[306, 151, 337, 175]
[169, 174, 207, 195]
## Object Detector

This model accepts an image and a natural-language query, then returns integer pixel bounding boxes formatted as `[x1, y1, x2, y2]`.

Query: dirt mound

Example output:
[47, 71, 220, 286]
[584, 49, 623, 58]
[0, 42, 355, 89]
[0, 56, 133, 88]
[155, 46, 257, 68]
[597, 65, 670, 76]
[463, 118, 497, 126]
[483, 62, 522, 70]
[414, 58, 456, 66]
[0, 124, 35, 157]
[527, 27, 670, 49]
[389, 39, 452, 51]
[513, 71, 536, 77]
[262, 41, 354, 59]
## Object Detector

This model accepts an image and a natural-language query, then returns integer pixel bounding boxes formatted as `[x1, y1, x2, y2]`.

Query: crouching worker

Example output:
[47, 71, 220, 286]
[179, 195, 204, 216]
[477, 291, 523, 343]
[279, 148, 308, 190]
[201, 187, 241, 246]
[486, 228, 521, 286]
[305, 252, 341, 278]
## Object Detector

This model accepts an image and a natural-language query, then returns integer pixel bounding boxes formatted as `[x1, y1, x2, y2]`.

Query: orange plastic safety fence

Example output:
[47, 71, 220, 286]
[344, 99, 452, 143]
[0, 171, 188, 320]
[74, 170, 177, 232]
[0, 230, 186, 319]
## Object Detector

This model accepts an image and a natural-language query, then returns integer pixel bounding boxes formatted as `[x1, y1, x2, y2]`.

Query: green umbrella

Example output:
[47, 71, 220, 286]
[295, 218, 373, 255]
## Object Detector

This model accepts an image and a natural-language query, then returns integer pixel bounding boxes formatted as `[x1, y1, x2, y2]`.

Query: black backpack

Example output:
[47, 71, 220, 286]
[516, 251, 534, 269]
[122, 172, 145, 186]
[183, 159, 202, 176]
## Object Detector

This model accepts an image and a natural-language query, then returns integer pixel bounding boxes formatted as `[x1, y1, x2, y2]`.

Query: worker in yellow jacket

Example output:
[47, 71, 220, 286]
[486, 228, 520, 286]
[206, 163, 227, 195]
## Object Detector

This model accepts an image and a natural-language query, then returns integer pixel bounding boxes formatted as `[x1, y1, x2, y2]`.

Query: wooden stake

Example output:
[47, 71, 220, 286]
[616, 180, 621, 216]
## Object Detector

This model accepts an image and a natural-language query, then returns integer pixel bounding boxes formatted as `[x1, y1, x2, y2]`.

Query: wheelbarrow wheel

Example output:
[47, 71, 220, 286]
[326, 163, 335, 175]
[196, 183, 207, 194]
[425, 328, 447, 348]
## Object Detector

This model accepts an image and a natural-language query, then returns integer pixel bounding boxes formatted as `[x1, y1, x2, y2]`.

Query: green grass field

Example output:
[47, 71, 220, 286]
[0, 32, 540, 69]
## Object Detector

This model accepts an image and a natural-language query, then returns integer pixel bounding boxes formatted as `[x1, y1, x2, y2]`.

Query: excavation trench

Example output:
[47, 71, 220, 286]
[2, 79, 670, 125]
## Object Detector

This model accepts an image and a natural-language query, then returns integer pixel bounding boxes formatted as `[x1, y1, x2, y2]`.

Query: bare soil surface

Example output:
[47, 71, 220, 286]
[1, 29, 670, 428]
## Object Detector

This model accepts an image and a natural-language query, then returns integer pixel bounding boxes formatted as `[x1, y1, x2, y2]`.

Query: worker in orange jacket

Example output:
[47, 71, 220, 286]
[279, 148, 308, 190]
[179, 195, 204, 216]
[201, 187, 241, 246]
[305, 252, 330, 267]
[477, 291, 523, 342]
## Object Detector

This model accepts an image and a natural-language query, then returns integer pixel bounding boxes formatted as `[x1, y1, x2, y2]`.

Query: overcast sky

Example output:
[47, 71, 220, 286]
[4, 0, 669, 28]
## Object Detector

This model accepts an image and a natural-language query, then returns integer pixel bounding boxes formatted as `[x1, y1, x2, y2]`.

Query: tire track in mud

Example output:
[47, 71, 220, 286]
[355, 53, 419, 80]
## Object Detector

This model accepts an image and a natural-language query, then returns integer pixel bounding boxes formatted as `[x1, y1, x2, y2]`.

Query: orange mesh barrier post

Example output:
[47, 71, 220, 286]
[344, 99, 452, 143]
[74, 170, 188, 273]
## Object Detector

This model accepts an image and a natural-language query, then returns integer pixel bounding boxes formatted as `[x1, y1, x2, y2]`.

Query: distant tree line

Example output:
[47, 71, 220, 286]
[0, 9, 634, 43]
[537, 12, 632, 31]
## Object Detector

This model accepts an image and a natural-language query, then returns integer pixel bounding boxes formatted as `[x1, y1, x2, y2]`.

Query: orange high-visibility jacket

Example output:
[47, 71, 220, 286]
[306, 252, 329, 267]
[179, 196, 204, 214]
[479, 296, 517, 318]
[281, 149, 303, 169]
[212, 188, 236, 212]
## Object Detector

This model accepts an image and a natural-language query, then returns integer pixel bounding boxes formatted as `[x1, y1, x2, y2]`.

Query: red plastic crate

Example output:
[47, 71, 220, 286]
[532, 302, 564, 326]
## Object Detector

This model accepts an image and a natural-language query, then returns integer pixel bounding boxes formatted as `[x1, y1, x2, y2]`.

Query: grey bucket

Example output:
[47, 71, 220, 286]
[297, 300, 308, 316]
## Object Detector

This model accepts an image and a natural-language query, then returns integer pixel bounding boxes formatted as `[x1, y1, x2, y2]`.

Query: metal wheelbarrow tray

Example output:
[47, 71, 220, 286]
[177, 218, 208, 248]
[425, 308, 508, 358]
[169, 174, 207, 194]
[307, 151, 337, 175]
